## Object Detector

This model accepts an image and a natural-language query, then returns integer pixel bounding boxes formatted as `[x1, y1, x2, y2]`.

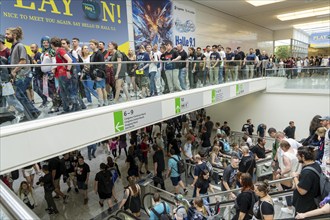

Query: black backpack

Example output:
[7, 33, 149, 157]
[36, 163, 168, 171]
[171, 156, 186, 174]
[304, 167, 330, 203]
[151, 202, 171, 220]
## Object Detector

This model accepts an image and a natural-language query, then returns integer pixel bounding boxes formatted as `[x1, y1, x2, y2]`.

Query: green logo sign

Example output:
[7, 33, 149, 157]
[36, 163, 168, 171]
[114, 111, 124, 132]
[212, 89, 216, 103]
[175, 97, 181, 114]
[236, 84, 244, 95]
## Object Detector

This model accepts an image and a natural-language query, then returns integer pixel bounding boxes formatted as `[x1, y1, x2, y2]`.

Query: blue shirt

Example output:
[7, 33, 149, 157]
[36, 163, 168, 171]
[168, 155, 180, 177]
[136, 52, 150, 73]
[149, 202, 171, 220]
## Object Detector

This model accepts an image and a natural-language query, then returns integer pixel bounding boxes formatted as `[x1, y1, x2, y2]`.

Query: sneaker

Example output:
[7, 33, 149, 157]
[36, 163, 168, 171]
[63, 195, 69, 204]
[99, 201, 104, 207]
[184, 188, 188, 195]
[281, 207, 294, 215]
[67, 187, 71, 193]
[146, 170, 151, 174]
[74, 188, 79, 193]
[86, 102, 92, 107]
[139, 171, 145, 175]
[84, 198, 88, 205]
[282, 200, 287, 206]
[49, 210, 59, 215]
[53, 195, 60, 199]
[107, 207, 113, 213]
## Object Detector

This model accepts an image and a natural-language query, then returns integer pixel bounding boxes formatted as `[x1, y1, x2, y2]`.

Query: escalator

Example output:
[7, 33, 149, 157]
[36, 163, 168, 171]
[142, 183, 330, 220]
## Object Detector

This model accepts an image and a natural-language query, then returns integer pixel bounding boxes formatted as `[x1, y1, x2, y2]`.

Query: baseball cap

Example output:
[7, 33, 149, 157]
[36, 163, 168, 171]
[319, 116, 330, 121]
[0, 34, 5, 43]
[174, 194, 184, 202]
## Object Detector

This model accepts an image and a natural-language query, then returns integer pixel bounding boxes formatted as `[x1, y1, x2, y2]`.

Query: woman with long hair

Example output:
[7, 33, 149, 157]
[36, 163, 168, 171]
[253, 181, 274, 220]
[233, 173, 257, 220]
[18, 181, 36, 209]
[118, 176, 141, 217]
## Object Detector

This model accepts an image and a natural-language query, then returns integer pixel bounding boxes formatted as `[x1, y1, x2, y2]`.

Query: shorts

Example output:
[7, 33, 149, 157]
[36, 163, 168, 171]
[23, 167, 35, 177]
[140, 155, 148, 164]
[53, 178, 60, 189]
[170, 176, 181, 186]
[95, 78, 105, 89]
[77, 181, 88, 190]
[98, 192, 112, 200]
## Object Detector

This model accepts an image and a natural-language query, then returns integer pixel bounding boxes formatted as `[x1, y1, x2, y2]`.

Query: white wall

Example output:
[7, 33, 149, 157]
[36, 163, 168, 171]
[126, 0, 274, 53]
[206, 91, 330, 140]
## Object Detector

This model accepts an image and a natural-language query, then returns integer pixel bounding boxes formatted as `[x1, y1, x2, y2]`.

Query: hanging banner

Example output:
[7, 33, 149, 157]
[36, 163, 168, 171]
[310, 32, 330, 48]
[132, 0, 173, 48]
[172, 1, 196, 49]
[1, 0, 129, 49]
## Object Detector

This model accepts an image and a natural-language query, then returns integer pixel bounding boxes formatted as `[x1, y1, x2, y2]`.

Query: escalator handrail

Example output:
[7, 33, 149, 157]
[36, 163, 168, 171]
[185, 176, 293, 200]
[148, 184, 177, 198]
[107, 209, 141, 220]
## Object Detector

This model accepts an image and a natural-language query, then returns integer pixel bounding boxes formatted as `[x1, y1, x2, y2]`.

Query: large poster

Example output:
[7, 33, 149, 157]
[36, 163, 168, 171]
[1, 0, 129, 49]
[172, 1, 196, 49]
[132, 0, 173, 48]
[309, 32, 330, 48]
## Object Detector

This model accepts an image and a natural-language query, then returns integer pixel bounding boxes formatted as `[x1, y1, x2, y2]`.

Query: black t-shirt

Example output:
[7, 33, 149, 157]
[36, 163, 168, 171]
[239, 155, 256, 176]
[201, 132, 211, 148]
[196, 178, 210, 194]
[234, 53, 242, 66]
[90, 50, 105, 75]
[293, 162, 321, 213]
[42, 173, 54, 192]
[204, 121, 214, 136]
[76, 163, 90, 182]
[233, 191, 257, 220]
[126, 154, 138, 169]
[48, 157, 62, 180]
[238, 51, 245, 60]
[178, 50, 188, 69]
[242, 123, 254, 135]
[95, 170, 113, 194]
[221, 165, 237, 190]
[210, 52, 220, 67]
[226, 52, 235, 65]
[253, 200, 274, 219]
[251, 145, 266, 159]
[221, 125, 231, 136]
[194, 162, 207, 178]
[284, 126, 296, 139]
[63, 157, 74, 174]
[164, 49, 179, 70]
[195, 53, 205, 71]
[171, 139, 181, 156]
[153, 149, 165, 172]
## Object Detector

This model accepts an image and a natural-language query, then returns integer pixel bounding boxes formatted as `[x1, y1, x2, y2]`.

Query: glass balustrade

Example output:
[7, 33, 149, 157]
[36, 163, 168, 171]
[266, 67, 330, 91]
[0, 60, 262, 127]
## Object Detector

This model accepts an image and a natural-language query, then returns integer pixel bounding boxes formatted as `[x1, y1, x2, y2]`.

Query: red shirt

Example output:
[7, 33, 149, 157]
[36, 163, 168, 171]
[55, 48, 68, 78]
[0, 47, 10, 59]
[141, 141, 148, 157]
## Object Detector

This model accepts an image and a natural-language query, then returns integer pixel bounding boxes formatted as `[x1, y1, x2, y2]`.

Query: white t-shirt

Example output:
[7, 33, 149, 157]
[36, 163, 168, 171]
[152, 124, 161, 138]
[183, 143, 193, 159]
[204, 51, 212, 68]
[219, 51, 226, 67]
[149, 51, 158, 72]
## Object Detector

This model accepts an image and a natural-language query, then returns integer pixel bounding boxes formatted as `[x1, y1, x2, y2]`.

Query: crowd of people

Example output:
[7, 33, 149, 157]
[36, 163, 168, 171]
[1, 108, 330, 220]
[1, 26, 329, 125]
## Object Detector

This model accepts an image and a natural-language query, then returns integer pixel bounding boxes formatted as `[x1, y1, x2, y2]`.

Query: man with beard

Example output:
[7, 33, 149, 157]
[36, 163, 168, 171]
[5, 26, 40, 120]
[292, 146, 321, 213]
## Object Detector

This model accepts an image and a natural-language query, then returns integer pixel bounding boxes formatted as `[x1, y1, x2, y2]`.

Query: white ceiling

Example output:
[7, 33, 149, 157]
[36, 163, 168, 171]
[192, 0, 330, 33]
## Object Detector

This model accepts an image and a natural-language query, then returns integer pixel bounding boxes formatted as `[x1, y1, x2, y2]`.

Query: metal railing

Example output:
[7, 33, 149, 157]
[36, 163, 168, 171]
[0, 180, 40, 220]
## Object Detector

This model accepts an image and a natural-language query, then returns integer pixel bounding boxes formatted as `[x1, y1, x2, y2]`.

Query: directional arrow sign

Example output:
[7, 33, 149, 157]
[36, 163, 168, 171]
[212, 89, 216, 103]
[114, 111, 124, 133]
[175, 97, 181, 114]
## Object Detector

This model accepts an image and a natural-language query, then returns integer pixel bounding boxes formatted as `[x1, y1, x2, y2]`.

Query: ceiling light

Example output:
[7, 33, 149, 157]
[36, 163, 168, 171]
[246, 0, 285, 7]
[277, 6, 330, 21]
[294, 20, 330, 29]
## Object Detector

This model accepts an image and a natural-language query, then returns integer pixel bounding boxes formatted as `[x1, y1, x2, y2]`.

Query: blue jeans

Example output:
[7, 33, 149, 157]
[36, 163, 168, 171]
[149, 71, 157, 95]
[15, 77, 39, 115]
[203, 67, 209, 84]
[179, 68, 187, 90]
[218, 66, 224, 84]
[87, 144, 97, 159]
[82, 76, 98, 103]
[58, 75, 71, 112]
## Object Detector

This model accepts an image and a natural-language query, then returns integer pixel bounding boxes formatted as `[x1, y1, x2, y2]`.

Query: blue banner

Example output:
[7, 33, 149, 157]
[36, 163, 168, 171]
[1, 0, 129, 48]
[310, 31, 330, 48]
